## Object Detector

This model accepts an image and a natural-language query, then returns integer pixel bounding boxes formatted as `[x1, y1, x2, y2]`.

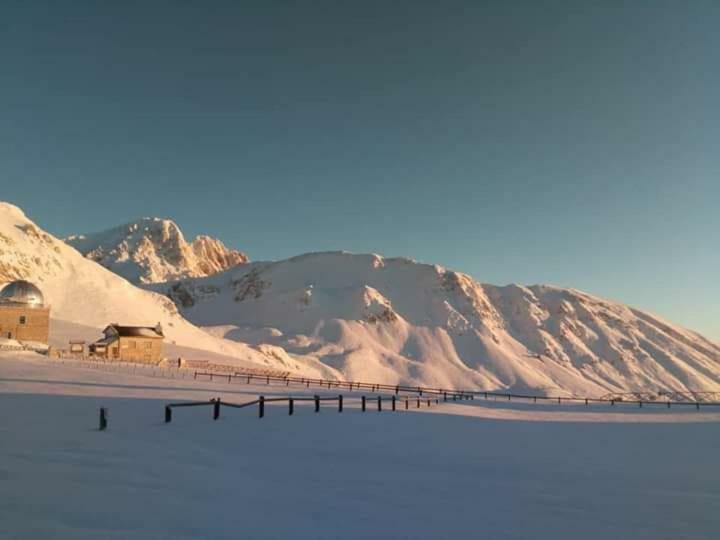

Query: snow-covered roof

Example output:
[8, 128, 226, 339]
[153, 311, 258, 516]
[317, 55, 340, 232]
[104, 324, 164, 339]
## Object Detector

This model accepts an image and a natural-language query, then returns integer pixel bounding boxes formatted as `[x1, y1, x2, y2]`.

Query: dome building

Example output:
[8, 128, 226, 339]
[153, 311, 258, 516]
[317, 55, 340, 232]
[0, 280, 50, 344]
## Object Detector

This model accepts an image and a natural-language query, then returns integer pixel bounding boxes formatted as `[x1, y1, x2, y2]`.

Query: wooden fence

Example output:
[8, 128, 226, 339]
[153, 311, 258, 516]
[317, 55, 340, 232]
[52, 355, 720, 413]
[191, 371, 720, 409]
[163, 393, 449, 424]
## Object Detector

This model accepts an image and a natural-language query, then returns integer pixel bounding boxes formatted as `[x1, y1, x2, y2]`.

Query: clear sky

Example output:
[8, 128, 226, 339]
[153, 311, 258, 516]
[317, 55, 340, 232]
[1, 1, 718, 339]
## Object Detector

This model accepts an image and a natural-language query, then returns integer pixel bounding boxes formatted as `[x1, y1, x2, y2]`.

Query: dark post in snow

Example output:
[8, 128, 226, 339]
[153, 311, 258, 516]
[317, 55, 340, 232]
[377, 395, 382, 412]
[392, 395, 396, 411]
[259, 396, 265, 418]
[395, 385, 400, 395]
[288, 398, 294, 416]
[314, 395, 320, 413]
[213, 399, 221, 420]
[362, 396, 366, 412]
[443, 391, 447, 402]
[165, 406, 172, 423]
[338, 395, 343, 412]
[99, 407, 108, 431]
[416, 397, 420, 409]
[405, 397, 409, 410]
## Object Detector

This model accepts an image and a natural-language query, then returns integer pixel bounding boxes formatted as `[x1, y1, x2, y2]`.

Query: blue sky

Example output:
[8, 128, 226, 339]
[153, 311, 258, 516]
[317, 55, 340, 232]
[1, 1, 718, 338]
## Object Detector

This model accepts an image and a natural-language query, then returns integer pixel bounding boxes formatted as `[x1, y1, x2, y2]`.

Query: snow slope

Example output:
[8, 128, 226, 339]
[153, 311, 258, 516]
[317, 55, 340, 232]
[153, 251, 720, 396]
[0, 202, 329, 376]
[1, 353, 718, 540]
[65, 217, 248, 284]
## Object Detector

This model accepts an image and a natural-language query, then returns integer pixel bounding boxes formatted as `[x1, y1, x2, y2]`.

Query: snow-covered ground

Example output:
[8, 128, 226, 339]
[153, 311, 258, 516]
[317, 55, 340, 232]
[1, 352, 718, 539]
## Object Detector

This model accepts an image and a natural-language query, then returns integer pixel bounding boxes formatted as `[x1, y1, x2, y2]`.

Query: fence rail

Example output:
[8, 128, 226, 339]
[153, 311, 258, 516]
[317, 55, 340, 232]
[49, 355, 720, 411]
[163, 393, 444, 424]
[192, 371, 720, 409]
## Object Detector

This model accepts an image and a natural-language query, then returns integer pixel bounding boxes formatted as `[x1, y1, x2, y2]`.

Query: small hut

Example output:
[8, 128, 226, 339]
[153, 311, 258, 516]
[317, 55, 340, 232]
[90, 323, 164, 363]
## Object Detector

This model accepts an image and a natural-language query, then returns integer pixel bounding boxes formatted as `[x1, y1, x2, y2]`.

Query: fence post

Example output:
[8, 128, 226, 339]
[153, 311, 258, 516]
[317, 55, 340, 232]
[259, 396, 265, 418]
[418, 387, 422, 396]
[416, 397, 420, 409]
[165, 406, 172, 423]
[696, 403, 700, 411]
[585, 398, 588, 406]
[611, 399, 615, 406]
[484, 392, 488, 399]
[377, 395, 382, 412]
[266, 376, 270, 385]
[338, 395, 343, 413]
[453, 394, 456, 401]
[289, 398, 294, 416]
[99, 407, 108, 431]
[639, 401, 642, 408]
[194, 371, 197, 380]
[667, 401, 671, 409]
[361, 396, 366, 412]
[314, 395, 320, 413]
[247, 376, 251, 384]
[427, 399, 430, 407]
[443, 392, 447, 402]
[392, 395, 396, 411]
[213, 399, 221, 420]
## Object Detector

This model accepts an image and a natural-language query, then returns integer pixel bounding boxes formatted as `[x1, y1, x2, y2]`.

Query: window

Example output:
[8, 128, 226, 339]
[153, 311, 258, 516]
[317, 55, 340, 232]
[19, 316, 26, 325]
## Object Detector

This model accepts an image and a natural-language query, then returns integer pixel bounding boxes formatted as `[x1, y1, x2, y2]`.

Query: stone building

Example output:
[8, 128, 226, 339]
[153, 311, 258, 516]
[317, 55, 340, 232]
[0, 280, 50, 344]
[90, 323, 164, 363]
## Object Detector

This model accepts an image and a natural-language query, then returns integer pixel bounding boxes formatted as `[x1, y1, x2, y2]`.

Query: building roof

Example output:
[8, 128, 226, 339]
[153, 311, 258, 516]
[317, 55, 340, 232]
[104, 324, 164, 339]
[0, 280, 45, 307]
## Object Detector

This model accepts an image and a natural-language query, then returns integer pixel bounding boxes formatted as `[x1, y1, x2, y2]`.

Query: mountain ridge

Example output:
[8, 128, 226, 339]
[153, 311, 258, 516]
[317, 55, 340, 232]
[149, 251, 720, 395]
[65, 217, 248, 284]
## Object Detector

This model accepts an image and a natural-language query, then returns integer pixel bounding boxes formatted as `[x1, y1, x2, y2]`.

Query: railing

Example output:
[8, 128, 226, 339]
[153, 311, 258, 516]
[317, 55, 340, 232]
[163, 393, 449, 423]
[192, 371, 720, 409]
[50, 354, 720, 411]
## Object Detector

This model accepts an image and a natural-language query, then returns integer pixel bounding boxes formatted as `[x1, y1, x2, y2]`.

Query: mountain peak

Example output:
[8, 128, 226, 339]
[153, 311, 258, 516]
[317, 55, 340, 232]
[65, 218, 248, 284]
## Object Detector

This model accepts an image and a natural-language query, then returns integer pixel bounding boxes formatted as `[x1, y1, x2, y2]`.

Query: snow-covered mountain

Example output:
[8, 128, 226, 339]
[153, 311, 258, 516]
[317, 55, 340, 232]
[152, 252, 720, 396]
[0, 202, 329, 376]
[65, 218, 248, 284]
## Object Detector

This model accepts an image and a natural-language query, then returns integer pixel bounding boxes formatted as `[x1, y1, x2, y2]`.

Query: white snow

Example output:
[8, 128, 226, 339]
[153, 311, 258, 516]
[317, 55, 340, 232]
[1, 352, 718, 539]
[151, 251, 720, 396]
[0, 202, 329, 378]
[65, 217, 248, 284]
[4, 201, 720, 398]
